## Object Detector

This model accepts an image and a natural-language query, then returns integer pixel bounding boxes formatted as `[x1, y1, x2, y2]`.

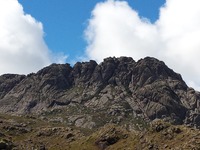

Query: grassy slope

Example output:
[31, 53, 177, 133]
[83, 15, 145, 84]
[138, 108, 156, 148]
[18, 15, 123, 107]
[1, 114, 200, 150]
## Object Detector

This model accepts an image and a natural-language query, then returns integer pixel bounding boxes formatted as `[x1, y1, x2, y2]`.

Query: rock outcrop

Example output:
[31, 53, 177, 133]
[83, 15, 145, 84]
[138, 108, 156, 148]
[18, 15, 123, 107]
[0, 56, 200, 128]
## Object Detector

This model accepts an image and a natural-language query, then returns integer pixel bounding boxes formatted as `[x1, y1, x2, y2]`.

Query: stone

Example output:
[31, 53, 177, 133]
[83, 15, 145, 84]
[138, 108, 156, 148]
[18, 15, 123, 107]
[0, 56, 200, 128]
[0, 139, 13, 150]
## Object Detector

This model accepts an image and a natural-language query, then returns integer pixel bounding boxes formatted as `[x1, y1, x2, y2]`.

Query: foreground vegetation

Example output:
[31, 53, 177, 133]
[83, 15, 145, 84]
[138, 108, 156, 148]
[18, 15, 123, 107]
[0, 113, 200, 150]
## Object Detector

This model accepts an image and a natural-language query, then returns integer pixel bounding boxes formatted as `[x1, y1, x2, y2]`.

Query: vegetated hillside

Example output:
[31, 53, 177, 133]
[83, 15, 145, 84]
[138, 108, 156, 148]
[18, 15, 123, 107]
[1, 56, 200, 149]
[1, 114, 200, 149]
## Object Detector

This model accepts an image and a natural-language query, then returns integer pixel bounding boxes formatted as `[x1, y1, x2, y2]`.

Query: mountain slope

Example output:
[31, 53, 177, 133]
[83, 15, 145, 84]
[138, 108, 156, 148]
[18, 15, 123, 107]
[0, 57, 200, 128]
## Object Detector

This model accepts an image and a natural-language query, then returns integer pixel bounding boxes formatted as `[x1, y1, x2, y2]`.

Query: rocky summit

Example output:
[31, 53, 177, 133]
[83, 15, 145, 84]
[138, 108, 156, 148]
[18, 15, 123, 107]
[0, 56, 200, 149]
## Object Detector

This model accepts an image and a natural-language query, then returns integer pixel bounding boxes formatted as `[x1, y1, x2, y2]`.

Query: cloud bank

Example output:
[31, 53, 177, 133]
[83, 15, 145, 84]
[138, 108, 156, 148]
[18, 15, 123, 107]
[85, 0, 200, 90]
[0, 0, 66, 75]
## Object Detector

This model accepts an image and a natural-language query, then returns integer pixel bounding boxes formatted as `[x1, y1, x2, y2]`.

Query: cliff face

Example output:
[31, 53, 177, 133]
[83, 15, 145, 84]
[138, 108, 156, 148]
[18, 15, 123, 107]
[0, 57, 200, 127]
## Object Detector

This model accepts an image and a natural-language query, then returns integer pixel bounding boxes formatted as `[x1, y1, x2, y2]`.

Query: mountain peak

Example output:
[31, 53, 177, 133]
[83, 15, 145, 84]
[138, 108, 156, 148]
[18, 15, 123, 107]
[0, 56, 199, 129]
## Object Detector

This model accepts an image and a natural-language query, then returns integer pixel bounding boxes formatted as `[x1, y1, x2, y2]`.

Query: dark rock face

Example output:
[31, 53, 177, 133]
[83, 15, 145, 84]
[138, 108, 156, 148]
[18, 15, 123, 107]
[0, 57, 200, 127]
[0, 74, 25, 99]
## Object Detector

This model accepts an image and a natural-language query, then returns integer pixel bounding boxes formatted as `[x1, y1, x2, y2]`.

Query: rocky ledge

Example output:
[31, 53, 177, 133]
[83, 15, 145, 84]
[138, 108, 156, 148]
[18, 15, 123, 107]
[0, 56, 200, 129]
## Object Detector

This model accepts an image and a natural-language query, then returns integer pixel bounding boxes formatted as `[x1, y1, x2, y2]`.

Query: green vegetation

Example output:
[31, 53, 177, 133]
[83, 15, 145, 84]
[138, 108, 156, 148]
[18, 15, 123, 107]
[1, 113, 200, 150]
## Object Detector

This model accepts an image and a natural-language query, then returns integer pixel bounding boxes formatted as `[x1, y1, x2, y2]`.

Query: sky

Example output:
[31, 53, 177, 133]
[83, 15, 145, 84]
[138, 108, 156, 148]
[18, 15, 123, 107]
[1, 0, 200, 91]
[17, 0, 165, 62]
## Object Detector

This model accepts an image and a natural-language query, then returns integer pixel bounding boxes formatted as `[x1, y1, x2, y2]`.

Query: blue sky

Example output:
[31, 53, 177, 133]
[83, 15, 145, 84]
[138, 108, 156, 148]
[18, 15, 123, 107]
[18, 0, 165, 62]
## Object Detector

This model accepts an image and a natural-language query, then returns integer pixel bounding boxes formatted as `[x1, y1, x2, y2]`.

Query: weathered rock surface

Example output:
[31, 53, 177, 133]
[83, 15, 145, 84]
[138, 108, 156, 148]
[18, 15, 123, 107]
[0, 56, 200, 128]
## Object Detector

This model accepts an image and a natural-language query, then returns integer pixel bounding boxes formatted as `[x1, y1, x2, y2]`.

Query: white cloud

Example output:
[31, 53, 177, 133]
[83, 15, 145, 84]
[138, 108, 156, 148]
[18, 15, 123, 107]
[0, 0, 67, 75]
[85, 0, 200, 91]
[85, 0, 161, 62]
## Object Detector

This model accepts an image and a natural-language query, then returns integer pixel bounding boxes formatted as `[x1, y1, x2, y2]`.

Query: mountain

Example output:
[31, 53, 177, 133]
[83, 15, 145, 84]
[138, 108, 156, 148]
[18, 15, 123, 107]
[1, 56, 200, 149]
[0, 56, 200, 128]
[0, 56, 199, 126]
